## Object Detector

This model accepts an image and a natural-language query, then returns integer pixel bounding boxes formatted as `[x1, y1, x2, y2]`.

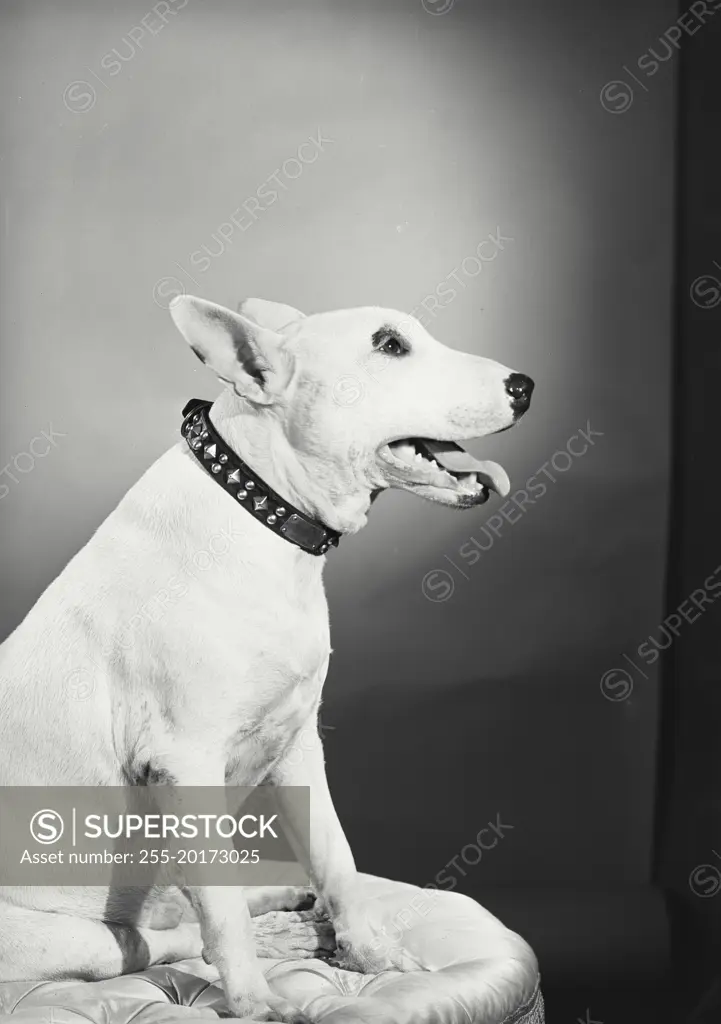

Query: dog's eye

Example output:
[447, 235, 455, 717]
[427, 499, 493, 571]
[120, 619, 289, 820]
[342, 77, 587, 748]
[381, 337, 405, 356]
[372, 329, 409, 357]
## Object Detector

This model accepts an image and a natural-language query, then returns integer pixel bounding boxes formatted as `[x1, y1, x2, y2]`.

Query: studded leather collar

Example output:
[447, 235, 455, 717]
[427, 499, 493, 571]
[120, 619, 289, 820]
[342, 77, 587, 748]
[181, 399, 341, 556]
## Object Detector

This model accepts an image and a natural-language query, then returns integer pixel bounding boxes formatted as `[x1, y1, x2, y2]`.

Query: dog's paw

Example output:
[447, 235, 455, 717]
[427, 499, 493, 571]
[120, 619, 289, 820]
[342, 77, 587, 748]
[252, 886, 317, 916]
[229, 991, 311, 1022]
[278, 886, 317, 913]
[331, 927, 422, 975]
[252, 909, 336, 960]
[331, 941, 396, 974]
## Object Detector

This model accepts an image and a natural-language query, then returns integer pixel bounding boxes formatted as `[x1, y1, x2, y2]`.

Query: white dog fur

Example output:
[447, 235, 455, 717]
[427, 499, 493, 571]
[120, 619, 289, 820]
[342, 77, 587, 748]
[0, 296, 531, 1022]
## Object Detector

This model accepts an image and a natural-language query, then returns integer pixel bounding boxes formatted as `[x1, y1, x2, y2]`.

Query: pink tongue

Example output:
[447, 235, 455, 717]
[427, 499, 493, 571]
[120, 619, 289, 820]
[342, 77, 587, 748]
[421, 440, 510, 496]
[422, 440, 480, 472]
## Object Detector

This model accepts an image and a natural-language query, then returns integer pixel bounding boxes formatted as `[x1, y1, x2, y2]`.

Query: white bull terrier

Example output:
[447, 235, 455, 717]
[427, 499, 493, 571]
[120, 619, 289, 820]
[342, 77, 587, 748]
[0, 295, 534, 1022]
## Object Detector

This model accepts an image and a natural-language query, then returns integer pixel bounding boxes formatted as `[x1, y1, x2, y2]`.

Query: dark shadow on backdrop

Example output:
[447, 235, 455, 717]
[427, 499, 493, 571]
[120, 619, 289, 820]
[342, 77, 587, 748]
[655, 4, 721, 1021]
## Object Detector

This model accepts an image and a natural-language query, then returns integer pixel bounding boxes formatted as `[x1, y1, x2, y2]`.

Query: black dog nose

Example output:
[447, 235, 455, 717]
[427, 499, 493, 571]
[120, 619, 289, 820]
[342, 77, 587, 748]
[505, 372, 534, 414]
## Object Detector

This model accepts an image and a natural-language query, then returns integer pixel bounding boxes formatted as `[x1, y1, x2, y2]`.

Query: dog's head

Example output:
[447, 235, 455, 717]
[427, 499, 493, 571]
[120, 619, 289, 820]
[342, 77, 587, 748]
[170, 295, 533, 531]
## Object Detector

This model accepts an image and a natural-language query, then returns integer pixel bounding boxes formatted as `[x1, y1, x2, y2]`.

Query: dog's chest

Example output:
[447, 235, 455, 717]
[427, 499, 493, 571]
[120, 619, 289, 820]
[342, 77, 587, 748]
[205, 570, 331, 779]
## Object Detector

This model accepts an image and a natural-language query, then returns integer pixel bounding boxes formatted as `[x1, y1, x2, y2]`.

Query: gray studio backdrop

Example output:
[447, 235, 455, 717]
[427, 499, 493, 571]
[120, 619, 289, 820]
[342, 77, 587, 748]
[0, 0, 674, 893]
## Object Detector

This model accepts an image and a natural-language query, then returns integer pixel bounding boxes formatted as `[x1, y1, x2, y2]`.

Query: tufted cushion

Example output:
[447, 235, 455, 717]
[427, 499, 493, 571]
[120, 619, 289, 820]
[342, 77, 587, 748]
[0, 876, 543, 1023]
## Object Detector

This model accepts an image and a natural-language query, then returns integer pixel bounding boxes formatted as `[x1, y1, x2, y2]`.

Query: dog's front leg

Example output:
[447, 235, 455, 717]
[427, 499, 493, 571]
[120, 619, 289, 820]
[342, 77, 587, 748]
[271, 725, 407, 975]
[159, 753, 310, 1023]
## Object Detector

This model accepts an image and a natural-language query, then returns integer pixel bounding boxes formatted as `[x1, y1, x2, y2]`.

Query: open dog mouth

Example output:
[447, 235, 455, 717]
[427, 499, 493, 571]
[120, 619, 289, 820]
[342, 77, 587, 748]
[378, 438, 510, 506]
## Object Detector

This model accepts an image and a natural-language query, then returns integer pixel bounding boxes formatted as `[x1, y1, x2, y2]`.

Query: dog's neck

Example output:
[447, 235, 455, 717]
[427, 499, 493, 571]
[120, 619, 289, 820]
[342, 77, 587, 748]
[209, 390, 375, 535]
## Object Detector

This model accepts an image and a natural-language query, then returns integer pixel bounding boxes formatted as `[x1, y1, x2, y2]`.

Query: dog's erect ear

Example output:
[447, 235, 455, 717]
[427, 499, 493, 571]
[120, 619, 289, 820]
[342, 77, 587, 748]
[237, 298, 306, 333]
[170, 295, 294, 405]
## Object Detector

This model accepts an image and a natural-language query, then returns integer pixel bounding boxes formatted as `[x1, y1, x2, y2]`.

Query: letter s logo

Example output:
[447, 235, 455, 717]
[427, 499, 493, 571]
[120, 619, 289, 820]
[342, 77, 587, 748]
[30, 809, 64, 844]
